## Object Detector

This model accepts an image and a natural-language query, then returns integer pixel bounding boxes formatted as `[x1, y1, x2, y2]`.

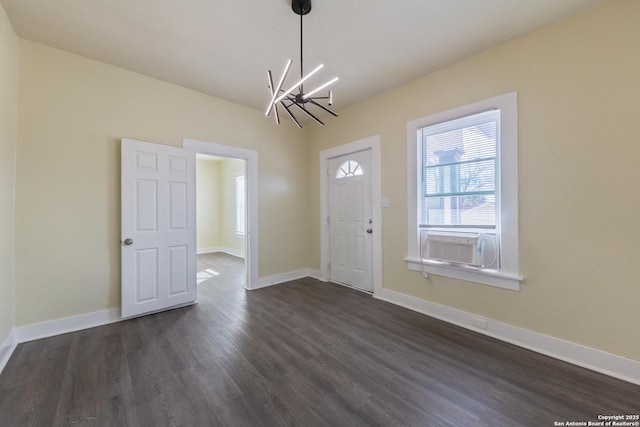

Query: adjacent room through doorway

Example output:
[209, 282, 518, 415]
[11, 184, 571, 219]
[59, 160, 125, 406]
[196, 154, 247, 289]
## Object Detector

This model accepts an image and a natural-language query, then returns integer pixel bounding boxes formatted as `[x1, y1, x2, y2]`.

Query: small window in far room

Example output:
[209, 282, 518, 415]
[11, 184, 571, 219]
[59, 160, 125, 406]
[235, 175, 245, 235]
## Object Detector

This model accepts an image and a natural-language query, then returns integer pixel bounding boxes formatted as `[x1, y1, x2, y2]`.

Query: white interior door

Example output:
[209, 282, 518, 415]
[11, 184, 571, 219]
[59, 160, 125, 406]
[329, 150, 373, 291]
[121, 138, 197, 318]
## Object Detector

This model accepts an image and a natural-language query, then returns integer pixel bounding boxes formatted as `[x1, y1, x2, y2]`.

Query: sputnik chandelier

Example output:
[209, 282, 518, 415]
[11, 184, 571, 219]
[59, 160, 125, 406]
[265, 0, 338, 128]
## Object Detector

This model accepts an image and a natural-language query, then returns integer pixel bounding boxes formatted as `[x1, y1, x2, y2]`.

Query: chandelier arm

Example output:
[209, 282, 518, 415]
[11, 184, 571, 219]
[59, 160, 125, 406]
[284, 95, 300, 109]
[273, 103, 281, 124]
[266, 71, 275, 116]
[273, 64, 324, 104]
[309, 90, 333, 103]
[302, 77, 339, 100]
[266, 60, 292, 116]
[266, 71, 281, 123]
[280, 102, 302, 128]
[307, 99, 339, 117]
[290, 101, 325, 126]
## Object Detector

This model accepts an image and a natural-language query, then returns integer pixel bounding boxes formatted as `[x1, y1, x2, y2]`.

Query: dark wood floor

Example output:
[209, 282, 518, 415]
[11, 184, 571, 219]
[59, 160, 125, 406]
[1, 253, 638, 426]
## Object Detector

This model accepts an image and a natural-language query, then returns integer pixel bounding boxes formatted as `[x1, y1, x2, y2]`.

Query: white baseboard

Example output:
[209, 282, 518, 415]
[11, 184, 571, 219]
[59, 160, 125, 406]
[221, 247, 245, 259]
[253, 269, 313, 290]
[374, 288, 640, 386]
[0, 329, 18, 374]
[16, 308, 122, 344]
[197, 246, 222, 255]
[197, 247, 245, 259]
[307, 269, 323, 281]
[0, 307, 122, 377]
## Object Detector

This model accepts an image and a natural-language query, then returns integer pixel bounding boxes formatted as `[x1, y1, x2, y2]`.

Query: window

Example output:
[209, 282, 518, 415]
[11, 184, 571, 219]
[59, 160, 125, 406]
[336, 160, 363, 179]
[406, 92, 522, 290]
[235, 175, 245, 235]
[420, 110, 498, 228]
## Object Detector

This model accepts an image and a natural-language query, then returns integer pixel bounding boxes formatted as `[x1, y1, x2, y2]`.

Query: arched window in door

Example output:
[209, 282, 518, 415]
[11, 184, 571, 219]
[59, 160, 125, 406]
[335, 160, 363, 179]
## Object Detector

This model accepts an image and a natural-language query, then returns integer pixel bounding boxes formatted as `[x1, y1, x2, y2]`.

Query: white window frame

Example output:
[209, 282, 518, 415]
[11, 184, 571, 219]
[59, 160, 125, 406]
[406, 92, 523, 290]
[235, 174, 246, 235]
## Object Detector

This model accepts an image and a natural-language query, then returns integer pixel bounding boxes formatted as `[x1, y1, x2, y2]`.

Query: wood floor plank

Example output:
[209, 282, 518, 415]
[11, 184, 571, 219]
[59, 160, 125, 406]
[94, 333, 141, 427]
[53, 331, 99, 426]
[13, 341, 71, 426]
[1, 252, 639, 426]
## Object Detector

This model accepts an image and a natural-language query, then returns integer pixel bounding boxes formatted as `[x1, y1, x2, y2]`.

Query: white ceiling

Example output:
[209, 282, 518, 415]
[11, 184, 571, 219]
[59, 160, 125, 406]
[2, 0, 601, 113]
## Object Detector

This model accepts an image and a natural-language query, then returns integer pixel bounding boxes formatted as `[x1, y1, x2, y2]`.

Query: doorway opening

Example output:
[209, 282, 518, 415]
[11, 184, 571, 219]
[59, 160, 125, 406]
[196, 154, 247, 289]
[183, 138, 259, 290]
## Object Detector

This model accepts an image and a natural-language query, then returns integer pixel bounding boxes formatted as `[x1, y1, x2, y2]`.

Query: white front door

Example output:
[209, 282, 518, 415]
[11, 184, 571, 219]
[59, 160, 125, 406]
[328, 150, 373, 291]
[121, 138, 197, 318]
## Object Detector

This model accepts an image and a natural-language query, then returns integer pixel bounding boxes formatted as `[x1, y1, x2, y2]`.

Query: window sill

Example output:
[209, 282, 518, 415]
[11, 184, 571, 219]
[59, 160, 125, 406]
[405, 257, 523, 291]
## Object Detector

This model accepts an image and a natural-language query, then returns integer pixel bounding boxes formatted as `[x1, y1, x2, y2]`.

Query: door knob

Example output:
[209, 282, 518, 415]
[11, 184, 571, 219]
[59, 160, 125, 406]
[123, 238, 134, 246]
[366, 229, 373, 234]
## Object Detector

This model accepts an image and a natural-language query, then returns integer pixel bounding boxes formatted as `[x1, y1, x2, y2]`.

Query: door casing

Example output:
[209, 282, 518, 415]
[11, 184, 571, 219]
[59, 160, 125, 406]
[183, 138, 259, 290]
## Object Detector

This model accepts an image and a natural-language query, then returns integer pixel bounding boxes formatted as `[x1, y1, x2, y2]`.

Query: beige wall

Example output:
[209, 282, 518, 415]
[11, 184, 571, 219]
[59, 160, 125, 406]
[196, 158, 221, 251]
[219, 158, 246, 256]
[0, 3, 17, 345]
[308, 0, 640, 361]
[15, 40, 309, 326]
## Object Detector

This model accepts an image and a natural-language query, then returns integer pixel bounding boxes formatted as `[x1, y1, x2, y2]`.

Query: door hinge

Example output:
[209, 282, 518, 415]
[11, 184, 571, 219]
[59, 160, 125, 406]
[326, 215, 330, 224]
[327, 262, 331, 271]
[326, 168, 330, 177]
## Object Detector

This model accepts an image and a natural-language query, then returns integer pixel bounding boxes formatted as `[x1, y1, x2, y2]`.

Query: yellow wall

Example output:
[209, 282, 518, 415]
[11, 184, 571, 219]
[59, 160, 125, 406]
[15, 40, 309, 326]
[0, 3, 18, 345]
[196, 157, 246, 257]
[196, 158, 221, 250]
[307, 0, 640, 361]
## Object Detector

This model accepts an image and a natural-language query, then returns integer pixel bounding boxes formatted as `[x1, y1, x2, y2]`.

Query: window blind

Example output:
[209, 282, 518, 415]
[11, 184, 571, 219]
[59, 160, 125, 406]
[419, 109, 499, 228]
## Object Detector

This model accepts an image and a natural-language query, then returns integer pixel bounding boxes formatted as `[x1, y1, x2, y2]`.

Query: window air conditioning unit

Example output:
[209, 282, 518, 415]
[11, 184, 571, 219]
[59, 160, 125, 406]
[420, 230, 498, 269]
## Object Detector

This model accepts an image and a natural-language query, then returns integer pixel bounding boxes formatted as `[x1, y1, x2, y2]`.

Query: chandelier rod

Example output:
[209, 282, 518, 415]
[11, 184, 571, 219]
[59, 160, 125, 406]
[300, 8, 304, 92]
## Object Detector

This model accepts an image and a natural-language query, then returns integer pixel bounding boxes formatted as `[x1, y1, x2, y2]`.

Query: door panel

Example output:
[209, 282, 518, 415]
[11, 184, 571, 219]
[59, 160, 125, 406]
[136, 180, 158, 231]
[121, 138, 196, 318]
[136, 248, 158, 302]
[168, 245, 189, 295]
[329, 150, 373, 291]
[169, 182, 188, 229]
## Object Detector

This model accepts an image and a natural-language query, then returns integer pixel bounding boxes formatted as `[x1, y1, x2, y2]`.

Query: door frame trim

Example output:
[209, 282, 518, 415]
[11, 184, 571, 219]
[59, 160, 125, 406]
[183, 138, 259, 290]
[319, 135, 382, 295]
